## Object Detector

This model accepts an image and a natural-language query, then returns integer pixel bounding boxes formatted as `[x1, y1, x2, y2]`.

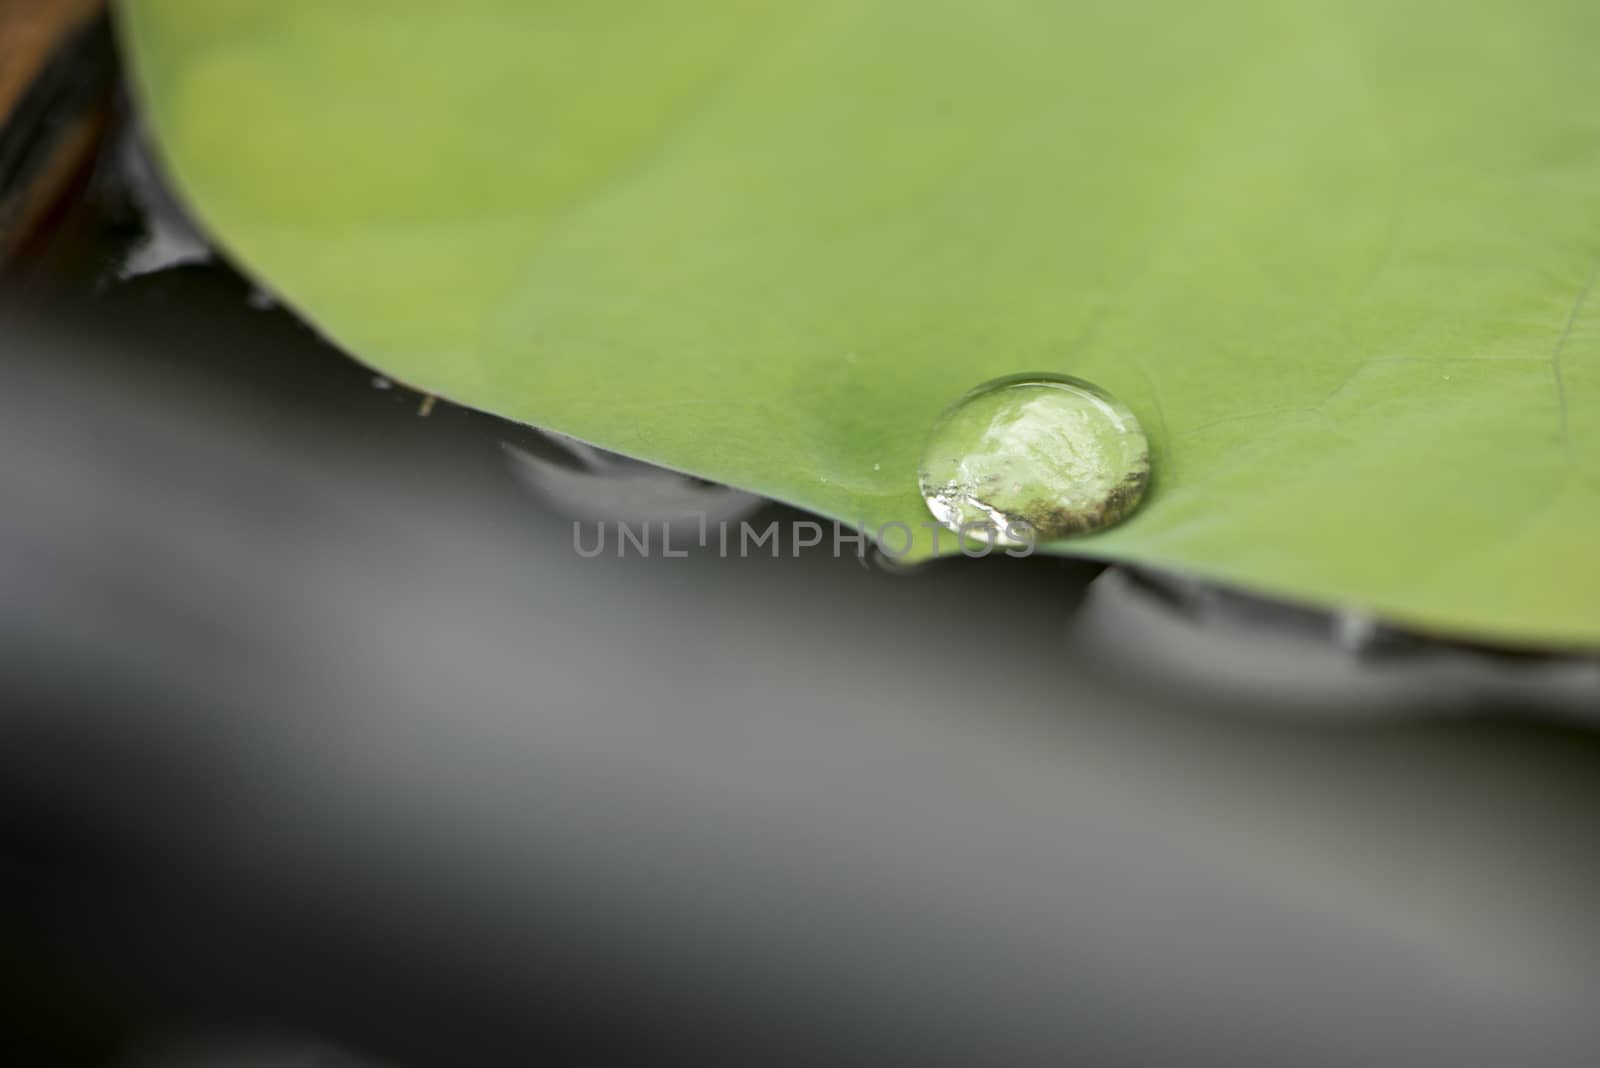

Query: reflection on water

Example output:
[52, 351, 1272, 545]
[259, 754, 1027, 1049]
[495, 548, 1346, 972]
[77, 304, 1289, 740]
[1071, 569, 1600, 723]
[502, 431, 762, 533]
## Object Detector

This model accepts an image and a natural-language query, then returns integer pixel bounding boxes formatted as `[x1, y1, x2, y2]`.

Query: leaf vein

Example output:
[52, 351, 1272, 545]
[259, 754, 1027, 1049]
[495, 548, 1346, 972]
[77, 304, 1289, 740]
[1551, 249, 1600, 452]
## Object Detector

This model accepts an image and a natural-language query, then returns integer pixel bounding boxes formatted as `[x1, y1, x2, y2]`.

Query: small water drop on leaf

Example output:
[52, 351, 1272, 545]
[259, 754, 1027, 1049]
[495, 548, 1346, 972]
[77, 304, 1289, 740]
[918, 373, 1150, 545]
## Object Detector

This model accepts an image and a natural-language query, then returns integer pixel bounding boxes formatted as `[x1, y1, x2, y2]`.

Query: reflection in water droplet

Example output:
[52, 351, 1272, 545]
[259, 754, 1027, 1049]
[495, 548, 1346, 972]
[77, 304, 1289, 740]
[919, 373, 1150, 544]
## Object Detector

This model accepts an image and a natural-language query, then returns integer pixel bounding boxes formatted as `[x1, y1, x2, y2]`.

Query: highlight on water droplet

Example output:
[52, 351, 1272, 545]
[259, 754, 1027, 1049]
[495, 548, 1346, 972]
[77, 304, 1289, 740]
[918, 372, 1150, 546]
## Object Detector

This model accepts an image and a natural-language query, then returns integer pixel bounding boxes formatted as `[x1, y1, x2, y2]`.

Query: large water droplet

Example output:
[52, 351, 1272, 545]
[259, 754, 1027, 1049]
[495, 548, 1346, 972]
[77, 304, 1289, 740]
[919, 373, 1150, 544]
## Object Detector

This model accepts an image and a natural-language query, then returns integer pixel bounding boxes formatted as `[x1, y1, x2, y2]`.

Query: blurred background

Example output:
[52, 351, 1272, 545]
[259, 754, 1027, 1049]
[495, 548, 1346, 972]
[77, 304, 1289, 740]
[2, 4, 1598, 1066]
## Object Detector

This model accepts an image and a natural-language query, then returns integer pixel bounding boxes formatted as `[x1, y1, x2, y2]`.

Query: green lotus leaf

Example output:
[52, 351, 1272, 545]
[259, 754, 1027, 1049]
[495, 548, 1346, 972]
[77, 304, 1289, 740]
[121, 0, 1600, 646]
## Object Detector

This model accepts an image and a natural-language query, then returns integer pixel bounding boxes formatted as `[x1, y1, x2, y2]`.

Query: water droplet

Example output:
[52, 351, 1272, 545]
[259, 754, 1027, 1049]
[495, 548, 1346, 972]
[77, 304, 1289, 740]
[919, 372, 1150, 544]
